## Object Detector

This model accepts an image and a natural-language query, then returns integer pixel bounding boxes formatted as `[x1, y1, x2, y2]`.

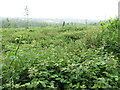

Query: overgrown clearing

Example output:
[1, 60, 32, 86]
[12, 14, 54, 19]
[2, 19, 120, 89]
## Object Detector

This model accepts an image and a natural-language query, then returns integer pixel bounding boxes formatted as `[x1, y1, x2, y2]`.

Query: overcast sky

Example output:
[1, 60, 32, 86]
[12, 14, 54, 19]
[0, 0, 119, 20]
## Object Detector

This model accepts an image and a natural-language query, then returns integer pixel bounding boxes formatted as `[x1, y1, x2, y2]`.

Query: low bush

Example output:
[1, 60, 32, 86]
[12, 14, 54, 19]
[2, 47, 119, 89]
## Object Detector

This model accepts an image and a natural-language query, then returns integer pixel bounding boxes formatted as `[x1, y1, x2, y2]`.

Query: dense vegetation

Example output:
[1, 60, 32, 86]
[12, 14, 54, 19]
[2, 18, 120, 89]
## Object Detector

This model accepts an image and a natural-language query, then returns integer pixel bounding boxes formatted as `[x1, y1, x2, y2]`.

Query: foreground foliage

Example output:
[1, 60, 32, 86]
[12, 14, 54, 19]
[2, 18, 120, 89]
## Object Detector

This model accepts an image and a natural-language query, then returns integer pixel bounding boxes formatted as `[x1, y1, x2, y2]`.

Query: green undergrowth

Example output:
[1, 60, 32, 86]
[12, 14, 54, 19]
[2, 19, 120, 89]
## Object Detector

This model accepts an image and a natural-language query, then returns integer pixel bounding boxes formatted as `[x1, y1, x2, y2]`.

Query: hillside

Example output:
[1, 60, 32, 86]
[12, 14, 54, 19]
[2, 18, 120, 89]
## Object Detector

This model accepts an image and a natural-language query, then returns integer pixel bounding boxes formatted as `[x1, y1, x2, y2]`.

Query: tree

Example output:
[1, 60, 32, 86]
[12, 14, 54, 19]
[85, 19, 87, 25]
[2, 18, 11, 28]
[62, 21, 65, 27]
[24, 5, 29, 29]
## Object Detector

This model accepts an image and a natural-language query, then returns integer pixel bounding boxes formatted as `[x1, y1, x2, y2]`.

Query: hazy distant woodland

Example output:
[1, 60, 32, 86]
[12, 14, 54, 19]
[0, 17, 102, 28]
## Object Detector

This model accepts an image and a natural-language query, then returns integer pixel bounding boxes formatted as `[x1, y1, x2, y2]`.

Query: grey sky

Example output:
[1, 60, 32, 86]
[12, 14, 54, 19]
[0, 0, 119, 20]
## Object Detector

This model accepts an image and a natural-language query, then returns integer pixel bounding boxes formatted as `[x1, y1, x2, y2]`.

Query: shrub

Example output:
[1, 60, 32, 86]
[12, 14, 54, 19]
[2, 20, 120, 89]
[2, 47, 119, 89]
